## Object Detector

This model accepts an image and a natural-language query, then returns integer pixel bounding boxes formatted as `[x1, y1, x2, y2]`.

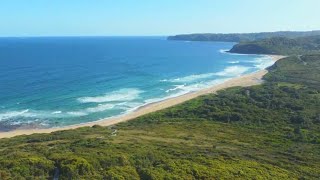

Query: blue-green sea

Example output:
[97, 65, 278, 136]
[0, 37, 275, 130]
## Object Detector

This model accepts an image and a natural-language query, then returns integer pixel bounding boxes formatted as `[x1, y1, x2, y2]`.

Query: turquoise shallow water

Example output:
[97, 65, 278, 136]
[0, 37, 274, 130]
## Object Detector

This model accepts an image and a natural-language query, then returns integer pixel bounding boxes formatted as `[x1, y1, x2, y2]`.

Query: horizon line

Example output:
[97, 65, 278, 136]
[0, 35, 169, 38]
[1, 29, 320, 38]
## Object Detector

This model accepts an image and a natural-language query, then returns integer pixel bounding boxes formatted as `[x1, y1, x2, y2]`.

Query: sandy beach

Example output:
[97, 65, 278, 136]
[0, 55, 286, 139]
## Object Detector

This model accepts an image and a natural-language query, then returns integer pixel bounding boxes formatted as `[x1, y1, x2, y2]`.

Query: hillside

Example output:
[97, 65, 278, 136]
[0, 55, 319, 179]
[265, 54, 320, 89]
[229, 36, 320, 55]
[167, 30, 320, 42]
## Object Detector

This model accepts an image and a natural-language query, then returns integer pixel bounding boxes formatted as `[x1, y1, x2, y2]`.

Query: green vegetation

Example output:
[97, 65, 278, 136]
[168, 30, 320, 42]
[0, 54, 319, 179]
[265, 54, 320, 89]
[229, 36, 320, 55]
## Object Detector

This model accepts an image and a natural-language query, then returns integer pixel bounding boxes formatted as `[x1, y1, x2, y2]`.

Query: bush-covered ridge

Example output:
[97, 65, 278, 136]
[0, 54, 319, 179]
[265, 54, 320, 89]
[167, 30, 320, 42]
[228, 36, 320, 55]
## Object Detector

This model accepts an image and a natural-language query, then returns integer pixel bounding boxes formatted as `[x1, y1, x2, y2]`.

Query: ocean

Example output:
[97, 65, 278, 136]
[0, 37, 274, 130]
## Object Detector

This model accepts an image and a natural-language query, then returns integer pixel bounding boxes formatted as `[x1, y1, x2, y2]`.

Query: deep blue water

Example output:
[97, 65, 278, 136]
[0, 37, 274, 130]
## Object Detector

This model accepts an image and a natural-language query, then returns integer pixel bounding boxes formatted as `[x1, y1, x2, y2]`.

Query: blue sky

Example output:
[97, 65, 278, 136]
[0, 0, 319, 36]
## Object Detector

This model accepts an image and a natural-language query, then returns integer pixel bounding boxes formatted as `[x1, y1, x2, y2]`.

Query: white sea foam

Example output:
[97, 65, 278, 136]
[65, 102, 142, 117]
[178, 78, 230, 92]
[251, 56, 275, 70]
[165, 84, 186, 93]
[66, 111, 88, 116]
[10, 121, 23, 125]
[161, 65, 251, 83]
[228, 60, 240, 64]
[214, 66, 250, 77]
[147, 78, 230, 106]
[65, 104, 116, 116]
[219, 49, 229, 54]
[227, 52, 255, 56]
[52, 111, 62, 114]
[0, 109, 70, 122]
[5, 118, 49, 126]
[0, 109, 32, 121]
[241, 55, 275, 70]
[0, 108, 91, 123]
[85, 104, 115, 113]
[0, 100, 145, 123]
[118, 102, 144, 109]
[78, 88, 143, 103]
[118, 102, 145, 113]
[163, 73, 216, 83]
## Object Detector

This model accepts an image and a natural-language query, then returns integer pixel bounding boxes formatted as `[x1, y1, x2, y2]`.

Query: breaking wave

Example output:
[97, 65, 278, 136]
[0, 109, 34, 121]
[149, 78, 230, 104]
[0, 109, 86, 122]
[165, 84, 186, 93]
[164, 73, 216, 83]
[214, 66, 250, 77]
[78, 88, 143, 103]
[161, 65, 251, 84]
[219, 49, 229, 54]
[228, 60, 240, 64]
[251, 56, 275, 70]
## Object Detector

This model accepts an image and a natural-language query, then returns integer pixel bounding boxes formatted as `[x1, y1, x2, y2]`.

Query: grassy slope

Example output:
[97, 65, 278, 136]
[0, 55, 320, 179]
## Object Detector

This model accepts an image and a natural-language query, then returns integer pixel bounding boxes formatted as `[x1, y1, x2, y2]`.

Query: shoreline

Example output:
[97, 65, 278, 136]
[0, 55, 286, 139]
